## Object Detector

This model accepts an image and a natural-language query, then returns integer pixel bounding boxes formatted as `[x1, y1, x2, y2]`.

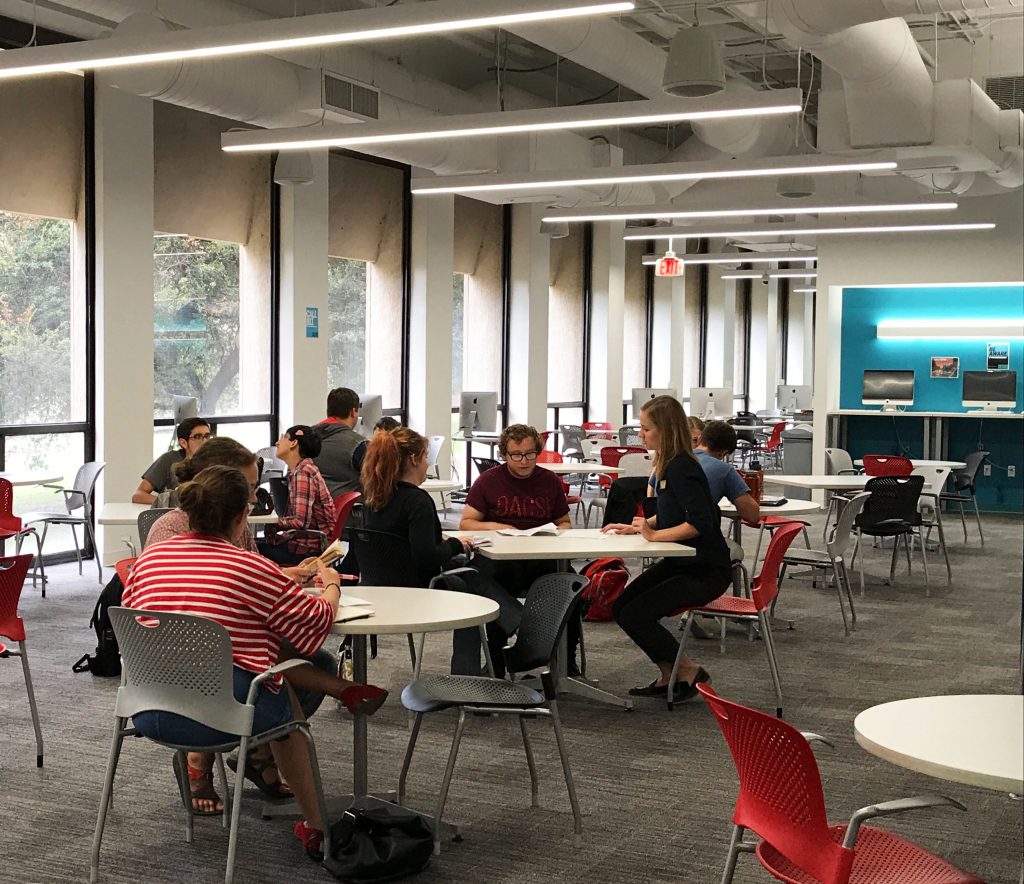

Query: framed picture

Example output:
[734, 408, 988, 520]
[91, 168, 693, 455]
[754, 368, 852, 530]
[930, 356, 959, 379]
[987, 342, 1009, 371]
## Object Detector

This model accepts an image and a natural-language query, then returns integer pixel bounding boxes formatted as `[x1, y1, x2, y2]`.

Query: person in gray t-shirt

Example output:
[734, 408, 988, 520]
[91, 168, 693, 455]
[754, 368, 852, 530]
[695, 421, 760, 524]
[132, 417, 211, 504]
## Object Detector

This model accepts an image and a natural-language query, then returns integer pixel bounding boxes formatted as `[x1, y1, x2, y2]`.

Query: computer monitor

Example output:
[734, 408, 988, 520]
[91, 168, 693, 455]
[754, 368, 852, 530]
[355, 394, 383, 438]
[169, 395, 200, 450]
[689, 387, 734, 420]
[862, 370, 915, 410]
[962, 370, 1017, 411]
[631, 388, 678, 418]
[459, 391, 498, 435]
[776, 384, 812, 412]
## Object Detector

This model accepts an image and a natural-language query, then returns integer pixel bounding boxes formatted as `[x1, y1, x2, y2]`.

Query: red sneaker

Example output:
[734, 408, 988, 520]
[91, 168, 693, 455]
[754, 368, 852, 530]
[340, 683, 389, 716]
[293, 818, 324, 860]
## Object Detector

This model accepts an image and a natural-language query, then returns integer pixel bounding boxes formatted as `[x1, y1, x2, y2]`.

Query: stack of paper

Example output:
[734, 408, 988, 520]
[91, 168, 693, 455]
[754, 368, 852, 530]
[496, 522, 560, 537]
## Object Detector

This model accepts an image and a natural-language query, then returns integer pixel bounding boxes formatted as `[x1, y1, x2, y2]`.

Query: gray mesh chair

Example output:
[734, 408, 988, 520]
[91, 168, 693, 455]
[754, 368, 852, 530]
[137, 508, 172, 551]
[822, 448, 863, 539]
[780, 492, 870, 636]
[91, 608, 331, 884]
[23, 461, 105, 583]
[940, 450, 989, 544]
[618, 427, 644, 447]
[559, 425, 589, 461]
[397, 572, 587, 854]
[255, 447, 286, 483]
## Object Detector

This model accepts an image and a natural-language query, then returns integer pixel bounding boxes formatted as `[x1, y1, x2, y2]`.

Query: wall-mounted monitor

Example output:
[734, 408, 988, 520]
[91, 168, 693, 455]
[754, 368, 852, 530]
[459, 391, 499, 434]
[962, 370, 1017, 411]
[862, 370, 915, 410]
[631, 387, 677, 418]
[355, 394, 383, 438]
[776, 384, 812, 412]
[689, 387, 734, 420]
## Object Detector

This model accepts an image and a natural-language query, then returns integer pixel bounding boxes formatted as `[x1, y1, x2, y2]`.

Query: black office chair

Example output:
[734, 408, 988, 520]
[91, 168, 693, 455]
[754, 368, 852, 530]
[940, 450, 989, 545]
[852, 475, 927, 593]
[471, 456, 500, 482]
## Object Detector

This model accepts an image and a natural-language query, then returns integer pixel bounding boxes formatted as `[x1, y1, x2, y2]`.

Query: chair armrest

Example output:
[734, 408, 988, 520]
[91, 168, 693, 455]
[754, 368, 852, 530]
[429, 566, 479, 589]
[62, 488, 87, 509]
[42, 483, 65, 492]
[276, 529, 328, 544]
[799, 732, 834, 750]
[246, 658, 312, 704]
[841, 794, 966, 849]
[837, 469, 860, 476]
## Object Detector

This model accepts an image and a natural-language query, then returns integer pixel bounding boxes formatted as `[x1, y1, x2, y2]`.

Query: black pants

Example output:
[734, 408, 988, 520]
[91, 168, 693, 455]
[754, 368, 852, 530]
[612, 560, 731, 666]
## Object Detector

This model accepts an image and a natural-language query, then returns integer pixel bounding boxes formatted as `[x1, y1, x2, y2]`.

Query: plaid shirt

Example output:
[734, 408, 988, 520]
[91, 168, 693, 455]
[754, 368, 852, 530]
[278, 458, 335, 554]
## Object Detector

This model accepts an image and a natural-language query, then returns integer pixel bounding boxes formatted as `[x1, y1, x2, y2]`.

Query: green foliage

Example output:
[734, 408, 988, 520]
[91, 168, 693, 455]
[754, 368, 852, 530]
[327, 256, 367, 390]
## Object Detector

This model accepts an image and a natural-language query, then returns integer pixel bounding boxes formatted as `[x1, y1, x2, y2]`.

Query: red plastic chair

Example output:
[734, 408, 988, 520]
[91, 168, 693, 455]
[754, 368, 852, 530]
[539, 430, 553, 451]
[0, 478, 45, 592]
[536, 451, 583, 512]
[748, 422, 787, 469]
[114, 557, 136, 587]
[697, 683, 982, 884]
[0, 554, 44, 767]
[330, 491, 362, 542]
[582, 421, 614, 441]
[862, 454, 914, 477]
[668, 521, 805, 715]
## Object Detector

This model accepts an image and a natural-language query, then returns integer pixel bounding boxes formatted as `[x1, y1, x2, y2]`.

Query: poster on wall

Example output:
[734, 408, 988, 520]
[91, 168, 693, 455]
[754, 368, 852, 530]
[987, 342, 1009, 370]
[930, 356, 959, 378]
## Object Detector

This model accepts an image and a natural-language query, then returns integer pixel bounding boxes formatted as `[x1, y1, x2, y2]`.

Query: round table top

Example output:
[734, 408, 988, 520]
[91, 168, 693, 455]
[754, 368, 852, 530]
[330, 586, 499, 636]
[420, 478, 461, 494]
[0, 472, 62, 487]
[538, 462, 623, 475]
[854, 694, 1024, 793]
[719, 498, 820, 518]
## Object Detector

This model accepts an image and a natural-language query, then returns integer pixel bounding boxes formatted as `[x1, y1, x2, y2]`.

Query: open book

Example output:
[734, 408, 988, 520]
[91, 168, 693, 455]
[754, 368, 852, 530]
[314, 539, 345, 568]
[497, 522, 560, 537]
[335, 595, 373, 624]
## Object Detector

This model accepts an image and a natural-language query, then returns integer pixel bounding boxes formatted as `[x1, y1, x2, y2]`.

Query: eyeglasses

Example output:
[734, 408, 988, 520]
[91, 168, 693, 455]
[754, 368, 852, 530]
[505, 450, 539, 462]
[189, 432, 212, 441]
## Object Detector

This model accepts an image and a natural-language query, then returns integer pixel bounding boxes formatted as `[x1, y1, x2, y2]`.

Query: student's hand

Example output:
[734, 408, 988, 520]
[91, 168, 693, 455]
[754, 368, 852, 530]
[457, 536, 477, 552]
[315, 565, 341, 591]
[601, 523, 638, 535]
[631, 516, 655, 540]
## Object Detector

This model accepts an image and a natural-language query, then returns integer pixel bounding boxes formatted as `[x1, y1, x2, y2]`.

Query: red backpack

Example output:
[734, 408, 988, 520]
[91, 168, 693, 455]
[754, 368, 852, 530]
[580, 558, 630, 622]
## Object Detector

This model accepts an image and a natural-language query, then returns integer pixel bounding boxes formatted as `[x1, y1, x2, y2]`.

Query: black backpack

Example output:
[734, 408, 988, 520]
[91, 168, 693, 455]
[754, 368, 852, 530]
[72, 573, 123, 678]
[317, 804, 433, 882]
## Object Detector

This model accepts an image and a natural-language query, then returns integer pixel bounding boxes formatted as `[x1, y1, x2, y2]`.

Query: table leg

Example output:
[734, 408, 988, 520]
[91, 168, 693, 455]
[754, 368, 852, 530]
[351, 634, 369, 797]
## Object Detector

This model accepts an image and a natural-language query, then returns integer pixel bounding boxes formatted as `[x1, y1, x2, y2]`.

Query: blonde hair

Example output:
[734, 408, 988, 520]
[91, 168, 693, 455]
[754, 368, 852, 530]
[361, 427, 427, 510]
[642, 395, 695, 480]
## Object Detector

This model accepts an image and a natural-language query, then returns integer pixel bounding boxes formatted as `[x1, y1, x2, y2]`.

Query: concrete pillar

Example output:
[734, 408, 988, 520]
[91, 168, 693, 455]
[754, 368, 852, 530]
[588, 221, 625, 422]
[705, 269, 737, 390]
[811, 284, 844, 475]
[649, 273, 688, 401]
[278, 150, 329, 430]
[748, 277, 780, 412]
[407, 190, 455, 465]
[507, 204, 550, 429]
[94, 81, 154, 564]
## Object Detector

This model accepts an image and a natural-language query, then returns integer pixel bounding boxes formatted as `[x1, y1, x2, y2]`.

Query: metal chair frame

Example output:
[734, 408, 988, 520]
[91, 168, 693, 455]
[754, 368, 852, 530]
[0, 554, 44, 767]
[940, 450, 989, 545]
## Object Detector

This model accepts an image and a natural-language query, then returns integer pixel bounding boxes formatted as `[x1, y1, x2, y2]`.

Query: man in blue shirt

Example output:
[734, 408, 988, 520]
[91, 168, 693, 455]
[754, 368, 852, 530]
[694, 421, 761, 524]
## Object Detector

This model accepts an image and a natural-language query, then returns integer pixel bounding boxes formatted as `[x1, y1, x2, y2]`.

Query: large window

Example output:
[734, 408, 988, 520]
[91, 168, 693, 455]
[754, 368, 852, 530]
[328, 257, 369, 392]
[623, 240, 649, 407]
[734, 283, 751, 413]
[548, 225, 587, 407]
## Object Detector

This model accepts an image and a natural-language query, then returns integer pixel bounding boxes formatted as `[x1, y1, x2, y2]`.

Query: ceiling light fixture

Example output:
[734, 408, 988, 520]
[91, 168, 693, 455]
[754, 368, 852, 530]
[625, 222, 996, 240]
[640, 251, 818, 266]
[792, 287, 817, 293]
[0, 0, 635, 79]
[222, 89, 802, 152]
[720, 271, 818, 280]
[411, 154, 891, 195]
[877, 318, 1024, 339]
[544, 201, 958, 224]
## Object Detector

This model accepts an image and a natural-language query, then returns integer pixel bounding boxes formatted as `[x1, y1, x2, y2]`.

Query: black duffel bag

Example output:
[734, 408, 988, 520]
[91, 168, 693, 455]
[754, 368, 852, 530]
[320, 804, 433, 882]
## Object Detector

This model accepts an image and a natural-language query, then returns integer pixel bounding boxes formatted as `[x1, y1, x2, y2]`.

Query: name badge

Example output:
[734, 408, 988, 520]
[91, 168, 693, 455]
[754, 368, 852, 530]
[659, 480, 667, 491]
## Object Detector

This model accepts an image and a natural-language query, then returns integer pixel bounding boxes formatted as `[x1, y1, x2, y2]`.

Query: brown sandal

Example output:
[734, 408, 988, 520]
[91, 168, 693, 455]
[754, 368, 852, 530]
[174, 760, 224, 816]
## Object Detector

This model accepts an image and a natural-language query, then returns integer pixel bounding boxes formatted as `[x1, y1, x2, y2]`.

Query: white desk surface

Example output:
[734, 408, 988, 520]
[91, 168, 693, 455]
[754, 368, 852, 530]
[833, 409, 1024, 420]
[538, 462, 623, 476]
[98, 502, 277, 526]
[0, 473, 62, 487]
[420, 478, 462, 494]
[329, 586, 498, 636]
[853, 458, 966, 470]
[446, 527, 694, 561]
[763, 474, 870, 491]
[719, 498, 820, 518]
[453, 433, 501, 443]
[855, 694, 1024, 794]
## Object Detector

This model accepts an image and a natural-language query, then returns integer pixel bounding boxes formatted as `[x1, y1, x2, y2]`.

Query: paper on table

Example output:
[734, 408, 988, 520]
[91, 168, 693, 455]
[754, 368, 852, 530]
[497, 522, 560, 537]
[335, 607, 373, 623]
[339, 595, 372, 608]
[469, 535, 492, 547]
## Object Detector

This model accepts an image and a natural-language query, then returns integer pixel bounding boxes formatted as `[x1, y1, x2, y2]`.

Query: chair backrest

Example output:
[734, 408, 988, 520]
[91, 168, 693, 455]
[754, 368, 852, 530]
[268, 476, 290, 515]
[618, 427, 644, 447]
[698, 685, 854, 884]
[734, 411, 758, 423]
[559, 425, 587, 456]
[826, 492, 871, 558]
[0, 478, 22, 532]
[426, 436, 446, 471]
[600, 446, 646, 467]
[582, 421, 614, 440]
[766, 422, 787, 451]
[861, 454, 913, 477]
[857, 475, 925, 527]
[955, 450, 990, 490]
[330, 491, 362, 542]
[0, 554, 32, 642]
[348, 528, 421, 587]
[538, 430, 553, 450]
[618, 452, 654, 477]
[536, 450, 563, 464]
[752, 521, 804, 610]
[114, 557, 136, 587]
[912, 465, 950, 497]
[108, 607, 255, 737]
[256, 447, 287, 482]
[824, 448, 855, 475]
[504, 572, 588, 675]
[137, 508, 172, 550]
[68, 461, 106, 515]
[471, 456, 501, 479]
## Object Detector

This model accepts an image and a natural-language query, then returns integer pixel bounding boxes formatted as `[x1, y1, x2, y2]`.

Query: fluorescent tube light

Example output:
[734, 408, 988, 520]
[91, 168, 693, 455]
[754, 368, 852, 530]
[720, 271, 818, 280]
[640, 251, 818, 266]
[625, 222, 996, 240]
[412, 155, 895, 195]
[545, 201, 957, 223]
[792, 287, 817, 293]
[876, 318, 1024, 339]
[0, 0, 635, 79]
[222, 90, 802, 152]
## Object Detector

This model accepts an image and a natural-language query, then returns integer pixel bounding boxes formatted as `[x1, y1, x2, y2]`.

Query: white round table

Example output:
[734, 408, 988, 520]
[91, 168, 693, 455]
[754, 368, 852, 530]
[0, 472, 62, 487]
[719, 498, 820, 546]
[854, 694, 1024, 794]
[537, 462, 623, 476]
[330, 586, 499, 798]
[420, 478, 461, 495]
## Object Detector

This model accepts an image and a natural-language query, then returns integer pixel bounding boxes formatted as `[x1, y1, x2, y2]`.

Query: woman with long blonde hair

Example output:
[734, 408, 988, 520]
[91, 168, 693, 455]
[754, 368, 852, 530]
[602, 395, 731, 700]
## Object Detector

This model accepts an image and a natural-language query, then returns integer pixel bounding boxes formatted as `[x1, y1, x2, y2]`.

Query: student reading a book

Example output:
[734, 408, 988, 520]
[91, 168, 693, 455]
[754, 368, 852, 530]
[125, 465, 387, 855]
[603, 396, 731, 700]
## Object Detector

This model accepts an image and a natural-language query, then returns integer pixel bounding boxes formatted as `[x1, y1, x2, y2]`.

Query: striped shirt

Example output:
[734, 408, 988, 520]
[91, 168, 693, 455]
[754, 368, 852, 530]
[123, 533, 333, 688]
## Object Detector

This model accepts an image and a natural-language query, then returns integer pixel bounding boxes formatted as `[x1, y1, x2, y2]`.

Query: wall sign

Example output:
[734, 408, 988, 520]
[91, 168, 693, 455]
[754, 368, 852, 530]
[987, 342, 1009, 370]
[305, 307, 319, 339]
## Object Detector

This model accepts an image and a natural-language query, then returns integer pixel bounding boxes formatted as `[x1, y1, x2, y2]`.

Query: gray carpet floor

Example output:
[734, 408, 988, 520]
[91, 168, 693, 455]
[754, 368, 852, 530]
[1, 507, 1022, 883]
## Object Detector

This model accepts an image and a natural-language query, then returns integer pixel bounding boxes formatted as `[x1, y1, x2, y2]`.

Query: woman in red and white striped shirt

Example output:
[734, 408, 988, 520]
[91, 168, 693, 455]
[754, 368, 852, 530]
[125, 464, 386, 853]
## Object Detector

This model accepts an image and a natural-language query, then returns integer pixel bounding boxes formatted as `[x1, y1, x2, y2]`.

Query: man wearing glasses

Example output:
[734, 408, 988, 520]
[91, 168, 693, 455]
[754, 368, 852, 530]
[312, 386, 363, 498]
[131, 417, 211, 504]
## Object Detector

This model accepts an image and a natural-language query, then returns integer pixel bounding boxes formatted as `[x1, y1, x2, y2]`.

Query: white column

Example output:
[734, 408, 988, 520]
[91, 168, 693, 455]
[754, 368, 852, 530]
[748, 278, 780, 412]
[94, 81, 154, 564]
[704, 268, 726, 387]
[278, 150, 329, 430]
[588, 221, 625, 422]
[802, 287, 815, 387]
[811, 284, 844, 475]
[407, 190, 455, 469]
[786, 289, 813, 383]
[507, 204, 550, 429]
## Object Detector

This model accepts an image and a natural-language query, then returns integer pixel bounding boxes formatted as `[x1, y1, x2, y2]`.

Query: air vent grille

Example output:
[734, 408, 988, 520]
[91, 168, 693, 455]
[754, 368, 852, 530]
[323, 71, 379, 120]
[985, 75, 1024, 111]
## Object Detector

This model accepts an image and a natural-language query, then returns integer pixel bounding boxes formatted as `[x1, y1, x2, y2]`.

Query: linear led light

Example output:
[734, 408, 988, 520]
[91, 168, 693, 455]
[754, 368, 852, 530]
[877, 318, 1024, 339]
[222, 90, 802, 152]
[792, 287, 817, 293]
[720, 271, 818, 280]
[544, 201, 957, 223]
[412, 155, 894, 195]
[0, 0, 635, 79]
[625, 222, 996, 240]
[640, 251, 817, 266]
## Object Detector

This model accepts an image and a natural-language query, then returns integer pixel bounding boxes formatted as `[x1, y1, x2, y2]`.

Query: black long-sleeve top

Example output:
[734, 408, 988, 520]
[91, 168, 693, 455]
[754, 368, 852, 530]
[653, 452, 731, 571]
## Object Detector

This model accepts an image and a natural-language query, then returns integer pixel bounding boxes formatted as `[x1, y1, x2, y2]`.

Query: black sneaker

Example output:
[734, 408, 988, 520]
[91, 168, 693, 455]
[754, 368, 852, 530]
[628, 680, 669, 697]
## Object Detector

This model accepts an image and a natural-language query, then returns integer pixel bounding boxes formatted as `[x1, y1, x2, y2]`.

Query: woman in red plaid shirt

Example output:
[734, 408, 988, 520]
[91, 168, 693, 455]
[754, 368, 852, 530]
[259, 425, 335, 566]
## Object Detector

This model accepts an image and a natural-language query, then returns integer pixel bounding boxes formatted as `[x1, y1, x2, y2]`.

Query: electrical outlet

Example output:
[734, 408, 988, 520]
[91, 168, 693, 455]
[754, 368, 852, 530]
[1009, 465, 1017, 478]
[983, 464, 992, 476]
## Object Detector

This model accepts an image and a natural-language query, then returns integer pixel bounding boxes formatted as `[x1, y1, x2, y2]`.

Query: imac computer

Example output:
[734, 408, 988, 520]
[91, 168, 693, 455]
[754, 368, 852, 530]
[355, 394, 383, 438]
[169, 395, 200, 450]
[631, 387, 678, 418]
[962, 370, 1017, 412]
[459, 391, 499, 435]
[776, 384, 812, 412]
[862, 370, 915, 412]
[689, 387, 734, 420]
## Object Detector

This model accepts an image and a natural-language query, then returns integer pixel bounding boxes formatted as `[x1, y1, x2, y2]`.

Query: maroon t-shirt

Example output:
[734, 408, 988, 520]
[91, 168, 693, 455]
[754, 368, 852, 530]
[465, 465, 570, 530]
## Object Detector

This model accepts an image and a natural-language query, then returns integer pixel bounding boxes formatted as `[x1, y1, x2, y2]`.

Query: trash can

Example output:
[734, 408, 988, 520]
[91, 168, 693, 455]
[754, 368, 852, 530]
[781, 425, 813, 500]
